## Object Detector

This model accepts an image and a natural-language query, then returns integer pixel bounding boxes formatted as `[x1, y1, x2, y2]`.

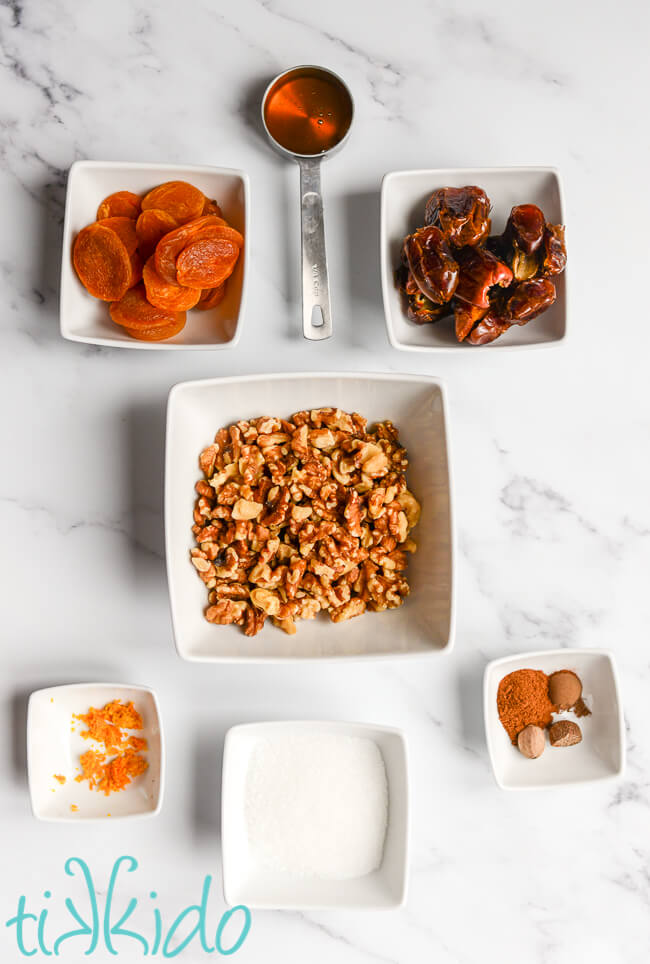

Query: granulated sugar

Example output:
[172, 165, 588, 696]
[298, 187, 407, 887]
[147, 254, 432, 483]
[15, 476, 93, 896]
[244, 731, 388, 880]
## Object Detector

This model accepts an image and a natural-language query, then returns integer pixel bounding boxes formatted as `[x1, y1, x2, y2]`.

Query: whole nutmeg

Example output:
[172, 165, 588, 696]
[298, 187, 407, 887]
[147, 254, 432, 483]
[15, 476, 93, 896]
[517, 724, 546, 759]
[549, 720, 582, 747]
[548, 670, 582, 710]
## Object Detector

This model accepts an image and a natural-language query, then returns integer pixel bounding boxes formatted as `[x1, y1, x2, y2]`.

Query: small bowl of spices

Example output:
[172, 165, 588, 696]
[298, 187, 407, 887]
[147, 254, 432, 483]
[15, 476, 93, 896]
[483, 649, 624, 790]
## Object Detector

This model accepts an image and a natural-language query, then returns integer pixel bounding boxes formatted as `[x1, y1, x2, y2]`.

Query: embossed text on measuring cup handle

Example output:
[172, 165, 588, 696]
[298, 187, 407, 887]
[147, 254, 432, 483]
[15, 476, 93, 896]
[299, 158, 332, 340]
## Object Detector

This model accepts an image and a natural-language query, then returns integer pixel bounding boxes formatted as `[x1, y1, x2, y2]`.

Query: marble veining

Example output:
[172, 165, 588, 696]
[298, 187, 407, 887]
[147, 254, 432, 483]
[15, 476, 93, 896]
[1, 0, 650, 961]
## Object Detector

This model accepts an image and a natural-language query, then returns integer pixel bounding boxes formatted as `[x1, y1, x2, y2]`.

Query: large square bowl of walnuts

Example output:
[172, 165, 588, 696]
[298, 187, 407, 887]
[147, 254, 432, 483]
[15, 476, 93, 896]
[165, 372, 454, 661]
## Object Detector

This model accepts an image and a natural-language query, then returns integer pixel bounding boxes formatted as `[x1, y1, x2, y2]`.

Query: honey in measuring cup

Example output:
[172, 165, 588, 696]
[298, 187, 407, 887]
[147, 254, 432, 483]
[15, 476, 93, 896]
[263, 67, 353, 156]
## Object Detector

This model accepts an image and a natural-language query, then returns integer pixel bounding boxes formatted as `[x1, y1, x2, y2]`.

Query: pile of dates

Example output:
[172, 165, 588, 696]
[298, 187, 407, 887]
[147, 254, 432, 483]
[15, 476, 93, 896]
[396, 186, 566, 345]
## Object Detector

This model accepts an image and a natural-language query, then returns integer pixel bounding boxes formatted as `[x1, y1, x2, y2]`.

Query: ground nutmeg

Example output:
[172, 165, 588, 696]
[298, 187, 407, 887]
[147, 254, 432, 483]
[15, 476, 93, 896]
[497, 669, 556, 744]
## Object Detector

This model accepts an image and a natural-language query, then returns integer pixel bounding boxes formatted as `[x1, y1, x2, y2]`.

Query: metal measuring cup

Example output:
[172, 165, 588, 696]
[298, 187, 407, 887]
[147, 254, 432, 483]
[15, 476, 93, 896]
[261, 66, 354, 341]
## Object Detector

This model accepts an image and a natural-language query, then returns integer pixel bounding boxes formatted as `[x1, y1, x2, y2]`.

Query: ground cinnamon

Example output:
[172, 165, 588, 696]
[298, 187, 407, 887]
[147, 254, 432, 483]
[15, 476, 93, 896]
[497, 669, 556, 744]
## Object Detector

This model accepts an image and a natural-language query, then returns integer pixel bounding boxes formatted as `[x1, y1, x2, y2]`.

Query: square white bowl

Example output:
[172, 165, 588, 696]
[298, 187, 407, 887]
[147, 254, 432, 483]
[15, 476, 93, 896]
[60, 160, 249, 349]
[484, 649, 624, 790]
[27, 683, 165, 820]
[381, 167, 567, 352]
[165, 371, 455, 661]
[221, 721, 409, 909]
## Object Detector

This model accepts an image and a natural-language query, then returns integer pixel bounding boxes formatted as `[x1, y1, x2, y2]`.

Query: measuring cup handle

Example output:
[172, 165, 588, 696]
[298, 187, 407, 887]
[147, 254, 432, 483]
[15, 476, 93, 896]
[299, 158, 332, 340]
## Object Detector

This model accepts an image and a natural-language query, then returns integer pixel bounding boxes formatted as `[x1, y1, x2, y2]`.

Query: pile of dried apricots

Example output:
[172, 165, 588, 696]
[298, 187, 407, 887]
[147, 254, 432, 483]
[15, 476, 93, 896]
[72, 180, 243, 341]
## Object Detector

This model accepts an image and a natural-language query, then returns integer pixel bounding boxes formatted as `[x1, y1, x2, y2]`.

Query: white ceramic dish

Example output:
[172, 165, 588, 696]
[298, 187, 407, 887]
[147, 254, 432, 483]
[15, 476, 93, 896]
[60, 160, 249, 349]
[484, 649, 624, 790]
[381, 167, 567, 352]
[221, 721, 409, 909]
[165, 371, 454, 662]
[27, 683, 164, 820]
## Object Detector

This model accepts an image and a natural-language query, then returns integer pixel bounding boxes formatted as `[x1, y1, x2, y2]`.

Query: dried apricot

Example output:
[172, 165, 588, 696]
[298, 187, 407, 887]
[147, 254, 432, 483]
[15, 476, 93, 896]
[205, 224, 244, 249]
[176, 239, 239, 288]
[110, 283, 184, 332]
[122, 316, 186, 341]
[154, 215, 227, 284]
[136, 209, 177, 261]
[97, 216, 138, 255]
[73, 223, 133, 301]
[129, 251, 143, 287]
[143, 257, 201, 311]
[141, 181, 204, 224]
[202, 198, 223, 217]
[93, 215, 141, 287]
[196, 283, 227, 310]
[96, 191, 141, 221]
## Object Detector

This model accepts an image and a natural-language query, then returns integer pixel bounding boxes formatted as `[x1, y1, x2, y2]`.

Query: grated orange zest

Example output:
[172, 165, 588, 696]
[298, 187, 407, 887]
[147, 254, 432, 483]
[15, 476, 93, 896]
[73, 700, 148, 795]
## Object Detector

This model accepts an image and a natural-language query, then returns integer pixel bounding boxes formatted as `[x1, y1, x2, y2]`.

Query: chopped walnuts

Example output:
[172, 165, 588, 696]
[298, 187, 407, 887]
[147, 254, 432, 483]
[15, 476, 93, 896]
[190, 408, 420, 636]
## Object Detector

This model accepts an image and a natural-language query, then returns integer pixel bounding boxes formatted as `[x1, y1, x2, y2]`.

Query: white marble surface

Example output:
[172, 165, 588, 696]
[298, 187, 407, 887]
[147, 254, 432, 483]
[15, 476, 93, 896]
[1, 0, 650, 960]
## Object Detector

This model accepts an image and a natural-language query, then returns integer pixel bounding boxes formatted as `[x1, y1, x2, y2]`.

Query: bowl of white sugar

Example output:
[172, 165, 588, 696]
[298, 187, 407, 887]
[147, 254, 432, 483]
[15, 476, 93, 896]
[221, 721, 409, 909]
